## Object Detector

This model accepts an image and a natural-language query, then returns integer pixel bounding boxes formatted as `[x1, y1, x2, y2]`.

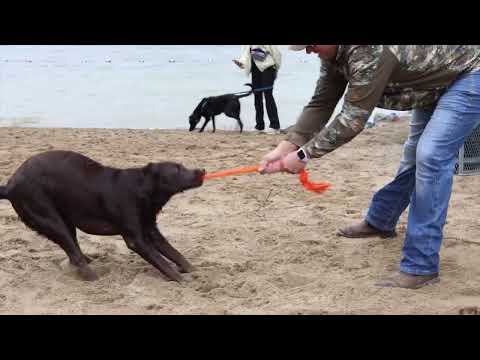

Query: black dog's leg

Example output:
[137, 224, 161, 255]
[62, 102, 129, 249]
[122, 232, 183, 282]
[199, 116, 210, 132]
[225, 102, 243, 133]
[148, 227, 193, 273]
[226, 115, 243, 133]
[212, 116, 216, 133]
[236, 117, 243, 133]
[13, 200, 98, 281]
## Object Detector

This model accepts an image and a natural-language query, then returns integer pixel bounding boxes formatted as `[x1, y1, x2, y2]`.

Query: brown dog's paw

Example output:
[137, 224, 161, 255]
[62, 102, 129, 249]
[178, 262, 194, 274]
[459, 306, 480, 315]
[163, 269, 183, 283]
[77, 266, 99, 281]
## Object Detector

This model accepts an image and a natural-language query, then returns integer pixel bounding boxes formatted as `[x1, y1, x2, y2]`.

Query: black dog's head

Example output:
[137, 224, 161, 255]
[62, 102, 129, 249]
[189, 98, 208, 131]
[189, 113, 201, 132]
[143, 161, 205, 196]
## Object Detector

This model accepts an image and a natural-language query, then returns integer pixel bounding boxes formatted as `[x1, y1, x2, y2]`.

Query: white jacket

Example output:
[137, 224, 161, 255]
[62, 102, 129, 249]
[237, 45, 282, 76]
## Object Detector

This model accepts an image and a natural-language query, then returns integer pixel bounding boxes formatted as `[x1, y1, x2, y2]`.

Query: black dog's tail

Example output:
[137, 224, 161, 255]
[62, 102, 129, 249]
[234, 83, 254, 99]
[0, 186, 8, 200]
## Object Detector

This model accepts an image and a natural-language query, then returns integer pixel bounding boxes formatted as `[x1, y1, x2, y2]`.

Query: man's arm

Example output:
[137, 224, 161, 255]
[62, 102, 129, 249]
[301, 46, 399, 159]
[287, 61, 348, 147]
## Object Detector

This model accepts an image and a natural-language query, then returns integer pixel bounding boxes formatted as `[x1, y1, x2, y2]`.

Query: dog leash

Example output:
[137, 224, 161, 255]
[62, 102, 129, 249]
[251, 85, 274, 93]
[232, 85, 274, 96]
[199, 86, 275, 111]
[203, 166, 331, 194]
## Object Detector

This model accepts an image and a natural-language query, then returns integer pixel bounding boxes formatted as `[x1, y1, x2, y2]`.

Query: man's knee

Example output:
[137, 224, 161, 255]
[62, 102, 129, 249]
[416, 144, 449, 174]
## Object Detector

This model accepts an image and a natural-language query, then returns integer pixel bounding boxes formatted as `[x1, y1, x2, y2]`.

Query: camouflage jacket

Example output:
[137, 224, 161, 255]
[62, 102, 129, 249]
[287, 45, 480, 159]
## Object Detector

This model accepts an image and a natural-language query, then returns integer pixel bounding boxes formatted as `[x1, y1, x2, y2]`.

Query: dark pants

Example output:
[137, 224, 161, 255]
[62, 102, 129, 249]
[251, 60, 280, 130]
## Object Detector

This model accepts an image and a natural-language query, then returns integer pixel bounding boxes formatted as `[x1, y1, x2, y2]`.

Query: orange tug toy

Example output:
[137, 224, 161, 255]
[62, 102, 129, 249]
[203, 166, 331, 194]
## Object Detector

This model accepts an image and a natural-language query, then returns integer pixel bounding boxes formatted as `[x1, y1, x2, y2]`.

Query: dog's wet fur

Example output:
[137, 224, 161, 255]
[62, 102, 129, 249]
[0, 150, 204, 282]
[189, 83, 253, 133]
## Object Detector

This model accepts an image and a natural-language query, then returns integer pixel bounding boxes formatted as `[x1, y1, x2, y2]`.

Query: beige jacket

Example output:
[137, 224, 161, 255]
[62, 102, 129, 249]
[237, 45, 282, 76]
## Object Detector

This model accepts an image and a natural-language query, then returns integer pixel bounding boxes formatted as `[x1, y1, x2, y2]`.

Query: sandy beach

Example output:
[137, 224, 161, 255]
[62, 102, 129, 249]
[1, 120, 480, 314]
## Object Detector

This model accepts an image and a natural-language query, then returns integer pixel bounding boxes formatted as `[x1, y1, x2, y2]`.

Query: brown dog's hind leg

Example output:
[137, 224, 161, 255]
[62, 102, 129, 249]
[149, 227, 193, 273]
[13, 201, 98, 281]
[68, 224, 94, 264]
[122, 234, 183, 282]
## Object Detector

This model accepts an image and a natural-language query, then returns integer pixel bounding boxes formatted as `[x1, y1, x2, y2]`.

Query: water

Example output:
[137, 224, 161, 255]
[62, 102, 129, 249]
[0, 45, 319, 130]
[0, 45, 406, 130]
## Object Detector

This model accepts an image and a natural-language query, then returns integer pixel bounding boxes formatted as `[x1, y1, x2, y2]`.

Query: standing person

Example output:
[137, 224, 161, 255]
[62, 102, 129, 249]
[259, 45, 480, 289]
[233, 45, 282, 134]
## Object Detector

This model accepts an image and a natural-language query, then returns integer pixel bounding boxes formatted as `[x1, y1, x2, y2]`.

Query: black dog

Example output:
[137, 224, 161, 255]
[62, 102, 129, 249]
[189, 83, 253, 133]
[0, 150, 204, 282]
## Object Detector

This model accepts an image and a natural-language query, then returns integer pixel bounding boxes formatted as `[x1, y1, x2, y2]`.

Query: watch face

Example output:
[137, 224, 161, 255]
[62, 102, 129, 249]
[297, 149, 306, 160]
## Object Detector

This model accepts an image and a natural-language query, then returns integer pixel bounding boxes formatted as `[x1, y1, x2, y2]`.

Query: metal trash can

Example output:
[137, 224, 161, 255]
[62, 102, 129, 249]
[455, 124, 480, 175]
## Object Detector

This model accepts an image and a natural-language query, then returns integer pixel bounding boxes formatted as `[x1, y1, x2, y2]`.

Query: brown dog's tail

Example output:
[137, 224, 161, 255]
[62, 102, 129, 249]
[0, 186, 8, 200]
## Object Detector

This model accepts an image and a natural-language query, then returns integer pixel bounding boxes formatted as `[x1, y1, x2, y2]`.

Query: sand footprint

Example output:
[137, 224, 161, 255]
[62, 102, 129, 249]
[57, 258, 111, 281]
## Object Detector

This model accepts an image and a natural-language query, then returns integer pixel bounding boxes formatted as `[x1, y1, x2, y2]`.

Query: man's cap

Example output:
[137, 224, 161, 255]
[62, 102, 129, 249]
[288, 45, 308, 51]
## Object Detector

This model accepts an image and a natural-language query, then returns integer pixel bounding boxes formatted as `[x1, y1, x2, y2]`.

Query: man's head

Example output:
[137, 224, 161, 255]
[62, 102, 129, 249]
[289, 45, 338, 60]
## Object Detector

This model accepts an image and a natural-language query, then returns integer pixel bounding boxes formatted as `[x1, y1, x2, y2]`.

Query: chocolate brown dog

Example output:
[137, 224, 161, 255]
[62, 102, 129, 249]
[0, 150, 204, 282]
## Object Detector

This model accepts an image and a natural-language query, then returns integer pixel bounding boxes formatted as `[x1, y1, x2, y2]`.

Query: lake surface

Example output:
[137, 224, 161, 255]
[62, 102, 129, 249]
[0, 45, 322, 130]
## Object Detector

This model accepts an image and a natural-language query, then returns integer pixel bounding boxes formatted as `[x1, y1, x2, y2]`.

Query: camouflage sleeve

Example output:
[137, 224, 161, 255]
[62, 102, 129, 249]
[302, 46, 399, 159]
[287, 61, 347, 147]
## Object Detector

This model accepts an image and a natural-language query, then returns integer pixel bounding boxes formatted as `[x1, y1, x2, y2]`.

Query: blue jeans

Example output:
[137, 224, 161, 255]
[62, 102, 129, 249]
[365, 71, 480, 275]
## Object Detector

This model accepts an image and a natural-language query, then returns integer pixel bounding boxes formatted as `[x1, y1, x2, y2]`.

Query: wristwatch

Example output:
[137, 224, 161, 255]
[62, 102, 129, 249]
[296, 148, 309, 163]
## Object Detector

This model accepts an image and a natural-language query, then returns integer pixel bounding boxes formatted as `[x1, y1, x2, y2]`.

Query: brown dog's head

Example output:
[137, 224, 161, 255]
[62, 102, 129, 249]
[143, 161, 205, 196]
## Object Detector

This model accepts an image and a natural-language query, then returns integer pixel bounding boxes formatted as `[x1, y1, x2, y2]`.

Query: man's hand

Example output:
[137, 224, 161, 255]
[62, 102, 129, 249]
[233, 59, 244, 69]
[280, 151, 307, 174]
[260, 150, 307, 174]
[259, 141, 299, 174]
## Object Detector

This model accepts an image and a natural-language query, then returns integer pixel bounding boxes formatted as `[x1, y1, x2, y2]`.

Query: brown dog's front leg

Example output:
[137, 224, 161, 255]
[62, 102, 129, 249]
[123, 234, 183, 282]
[149, 228, 193, 273]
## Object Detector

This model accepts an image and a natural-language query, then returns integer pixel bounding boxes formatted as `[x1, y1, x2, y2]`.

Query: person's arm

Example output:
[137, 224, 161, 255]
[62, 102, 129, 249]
[301, 46, 399, 159]
[287, 61, 348, 147]
[269, 45, 282, 70]
[259, 61, 347, 173]
[235, 45, 250, 68]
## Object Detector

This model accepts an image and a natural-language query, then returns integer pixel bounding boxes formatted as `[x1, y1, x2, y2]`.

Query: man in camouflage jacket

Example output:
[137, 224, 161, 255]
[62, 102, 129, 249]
[259, 45, 480, 289]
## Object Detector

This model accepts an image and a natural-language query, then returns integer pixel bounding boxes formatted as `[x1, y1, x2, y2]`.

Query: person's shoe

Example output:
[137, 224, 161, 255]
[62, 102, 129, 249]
[254, 125, 265, 134]
[375, 272, 440, 289]
[265, 128, 281, 135]
[337, 220, 396, 238]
